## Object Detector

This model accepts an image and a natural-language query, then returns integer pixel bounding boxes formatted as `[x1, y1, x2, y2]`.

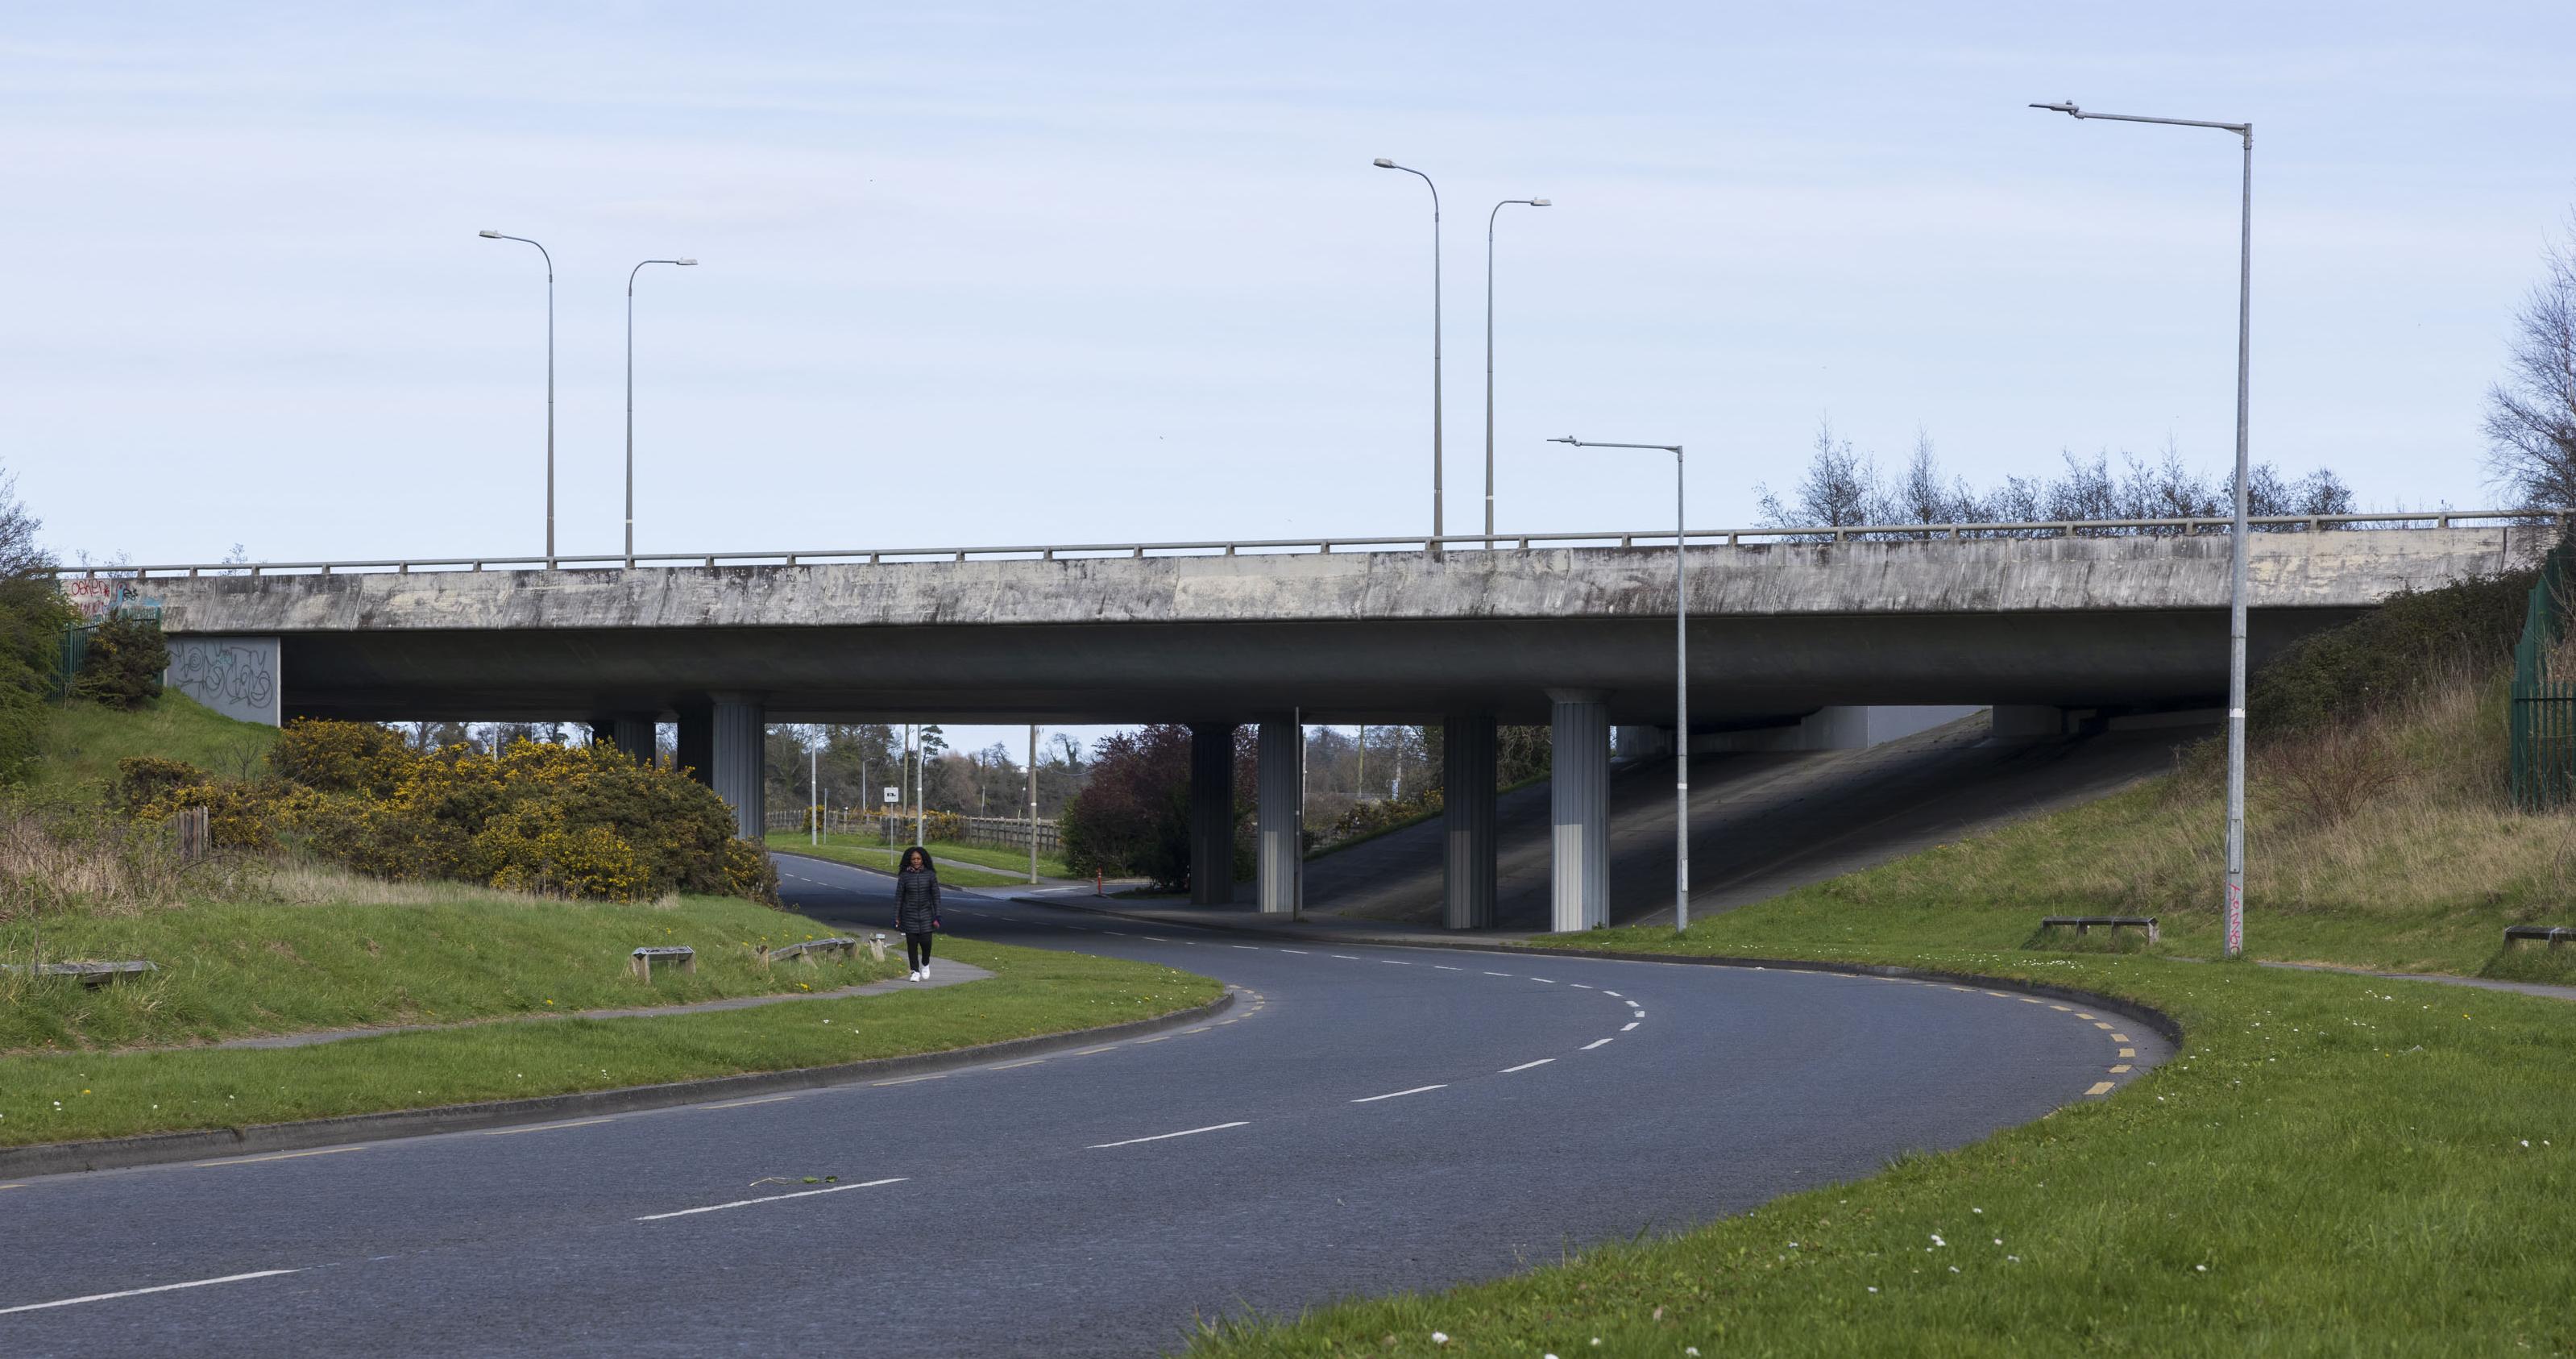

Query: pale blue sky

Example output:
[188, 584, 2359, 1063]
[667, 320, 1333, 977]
[7, 2, 2572, 751]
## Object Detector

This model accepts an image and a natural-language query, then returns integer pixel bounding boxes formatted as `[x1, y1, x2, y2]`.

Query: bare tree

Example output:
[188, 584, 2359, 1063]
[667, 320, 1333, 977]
[2484, 210, 2576, 509]
[0, 468, 47, 580]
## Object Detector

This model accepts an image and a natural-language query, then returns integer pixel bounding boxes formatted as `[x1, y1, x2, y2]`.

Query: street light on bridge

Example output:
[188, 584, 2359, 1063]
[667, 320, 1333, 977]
[625, 257, 698, 568]
[1484, 198, 1550, 539]
[479, 231, 556, 568]
[1374, 158, 1445, 547]
[1550, 436, 1689, 933]
[2030, 98, 2255, 959]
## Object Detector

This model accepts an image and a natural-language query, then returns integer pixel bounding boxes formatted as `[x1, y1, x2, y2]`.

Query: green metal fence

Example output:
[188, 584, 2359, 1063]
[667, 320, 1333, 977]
[2509, 530, 2576, 809]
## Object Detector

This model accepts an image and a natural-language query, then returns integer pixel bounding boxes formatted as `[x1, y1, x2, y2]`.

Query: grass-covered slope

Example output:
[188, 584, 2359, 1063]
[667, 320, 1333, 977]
[29, 692, 278, 794]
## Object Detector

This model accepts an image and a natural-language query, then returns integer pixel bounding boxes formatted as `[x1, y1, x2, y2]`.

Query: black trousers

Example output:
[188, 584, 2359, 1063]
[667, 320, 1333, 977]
[905, 931, 934, 971]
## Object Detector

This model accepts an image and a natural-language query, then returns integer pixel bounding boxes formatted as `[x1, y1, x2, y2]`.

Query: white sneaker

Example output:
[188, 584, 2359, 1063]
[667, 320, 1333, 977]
[914, 969, 927, 982]
[908, 969, 921, 982]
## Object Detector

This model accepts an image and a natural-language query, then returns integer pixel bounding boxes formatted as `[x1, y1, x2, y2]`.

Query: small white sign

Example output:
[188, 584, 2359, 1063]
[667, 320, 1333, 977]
[882, 786, 900, 804]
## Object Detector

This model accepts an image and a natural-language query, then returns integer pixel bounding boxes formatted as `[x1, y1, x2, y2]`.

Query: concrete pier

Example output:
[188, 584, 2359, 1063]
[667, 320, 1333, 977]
[1256, 719, 1301, 915]
[709, 694, 766, 839]
[1190, 724, 1235, 905]
[590, 713, 657, 763]
[1441, 712, 1496, 929]
[1549, 690, 1611, 933]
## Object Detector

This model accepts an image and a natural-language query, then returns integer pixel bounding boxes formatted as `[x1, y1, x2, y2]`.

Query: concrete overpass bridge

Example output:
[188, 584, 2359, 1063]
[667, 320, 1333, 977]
[57, 511, 2550, 933]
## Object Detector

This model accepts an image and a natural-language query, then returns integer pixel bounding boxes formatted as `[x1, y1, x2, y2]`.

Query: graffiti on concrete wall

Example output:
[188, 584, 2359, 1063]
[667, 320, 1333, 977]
[166, 636, 281, 726]
[60, 579, 164, 624]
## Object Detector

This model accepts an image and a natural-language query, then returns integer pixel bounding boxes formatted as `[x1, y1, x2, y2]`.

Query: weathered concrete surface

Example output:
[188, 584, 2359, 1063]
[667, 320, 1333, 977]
[128, 529, 2537, 726]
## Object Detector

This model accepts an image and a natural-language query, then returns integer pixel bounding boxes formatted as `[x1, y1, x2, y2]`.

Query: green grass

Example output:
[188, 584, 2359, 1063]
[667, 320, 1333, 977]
[29, 692, 278, 795]
[0, 881, 899, 1054]
[0, 937, 1220, 1149]
[765, 833, 1037, 887]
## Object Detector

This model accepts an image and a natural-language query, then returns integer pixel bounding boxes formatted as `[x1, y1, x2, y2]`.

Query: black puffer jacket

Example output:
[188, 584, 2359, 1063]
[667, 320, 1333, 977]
[894, 858, 941, 933]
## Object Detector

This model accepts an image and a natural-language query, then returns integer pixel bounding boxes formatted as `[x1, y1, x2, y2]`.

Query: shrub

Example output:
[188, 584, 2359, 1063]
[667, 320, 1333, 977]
[270, 718, 415, 799]
[109, 755, 209, 814]
[2248, 568, 2535, 737]
[70, 612, 169, 709]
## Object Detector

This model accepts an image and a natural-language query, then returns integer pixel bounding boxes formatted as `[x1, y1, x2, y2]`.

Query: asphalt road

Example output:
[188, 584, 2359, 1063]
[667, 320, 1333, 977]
[0, 856, 2167, 1357]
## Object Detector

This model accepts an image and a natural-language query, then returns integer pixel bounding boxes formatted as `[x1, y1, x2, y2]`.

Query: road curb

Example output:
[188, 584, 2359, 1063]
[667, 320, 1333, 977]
[1016, 895, 2184, 1048]
[0, 988, 1237, 1181]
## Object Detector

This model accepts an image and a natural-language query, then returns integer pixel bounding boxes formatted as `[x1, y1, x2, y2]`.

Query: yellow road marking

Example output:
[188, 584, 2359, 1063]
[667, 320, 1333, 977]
[2076, 1012, 2096, 1020]
[1985, 991, 2009, 998]
[2019, 996, 2043, 1004]
[485, 1118, 616, 1136]
[2109, 1064, 2133, 1073]
[2049, 1004, 2071, 1012]
[2119, 1048, 2136, 1058]
[197, 1146, 363, 1167]
[2109, 1033, 2131, 1042]
[2093, 1021, 2113, 1029]
[2084, 1081, 2115, 1096]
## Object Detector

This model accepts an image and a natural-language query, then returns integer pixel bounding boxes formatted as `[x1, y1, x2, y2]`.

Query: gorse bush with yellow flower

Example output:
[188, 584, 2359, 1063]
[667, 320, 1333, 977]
[114, 720, 775, 904]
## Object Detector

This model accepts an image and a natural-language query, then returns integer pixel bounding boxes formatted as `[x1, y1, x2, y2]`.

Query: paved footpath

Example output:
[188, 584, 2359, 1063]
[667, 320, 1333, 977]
[0, 856, 2170, 1357]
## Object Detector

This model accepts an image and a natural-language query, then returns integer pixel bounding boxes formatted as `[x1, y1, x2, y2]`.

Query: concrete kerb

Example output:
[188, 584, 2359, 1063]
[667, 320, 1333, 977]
[0, 988, 1237, 1182]
[1017, 895, 2186, 1049]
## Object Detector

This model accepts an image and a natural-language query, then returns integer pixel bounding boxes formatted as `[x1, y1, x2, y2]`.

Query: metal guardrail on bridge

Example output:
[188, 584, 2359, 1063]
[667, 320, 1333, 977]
[44, 509, 2560, 580]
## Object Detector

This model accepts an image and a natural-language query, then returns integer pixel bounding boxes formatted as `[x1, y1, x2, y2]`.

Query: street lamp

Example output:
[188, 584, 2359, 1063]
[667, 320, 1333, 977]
[2031, 98, 2255, 960]
[1374, 158, 1444, 545]
[626, 257, 698, 567]
[1550, 436, 1689, 931]
[479, 231, 556, 567]
[1485, 198, 1551, 539]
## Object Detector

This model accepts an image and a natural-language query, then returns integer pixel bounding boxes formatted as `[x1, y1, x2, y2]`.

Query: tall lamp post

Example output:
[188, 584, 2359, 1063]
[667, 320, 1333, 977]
[625, 257, 698, 567]
[478, 231, 555, 567]
[1374, 158, 1444, 545]
[1484, 198, 1550, 538]
[2031, 98, 2254, 959]
[1549, 436, 1690, 931]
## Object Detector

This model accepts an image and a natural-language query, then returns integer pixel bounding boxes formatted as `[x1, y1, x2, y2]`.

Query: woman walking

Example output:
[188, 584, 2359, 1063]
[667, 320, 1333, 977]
[894, 846, 941, 982]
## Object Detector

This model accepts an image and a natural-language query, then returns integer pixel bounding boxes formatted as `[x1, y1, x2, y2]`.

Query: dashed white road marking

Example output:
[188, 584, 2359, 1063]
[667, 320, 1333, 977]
[197, 1146, 362, 1167]
[1500, 1058, 1555, 1074]
[1483, 971, 1513, 977]
[1621, 1022, 1639, 1032]
[0, 1270, 304, 1316]
[1279, 950, 1312, 955]
[1433, 965, 1462, 971]
[637, 1177, 908, 1222]
[1232, 945, 1261, 950]
[1088, 1120, 1250, 1150]
[1529, 977, 1557, 983]
[1568, 983, 1593, 989]
[1072, 1045, 1118, 1055]
[1329, 954, 1361, 960]
[873, 1073, 949, 1086]
[988, 1058, 1047, 1070]
[1603, 991, 1622, 997]
[1581, 1038, 1614, 1050]
[1350, 1084, 1446, 1103]
[699, 1095, 798, 1111]
[485, 1117, 616, 1137]
[1382, 960, 1412, 966]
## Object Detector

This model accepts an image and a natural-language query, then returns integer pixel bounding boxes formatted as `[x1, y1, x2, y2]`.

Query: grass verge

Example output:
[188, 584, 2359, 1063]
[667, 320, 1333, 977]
[0, 937, 1218, 1149]
[1, 879, 896, 1053]
[766, 833, 1037, 887]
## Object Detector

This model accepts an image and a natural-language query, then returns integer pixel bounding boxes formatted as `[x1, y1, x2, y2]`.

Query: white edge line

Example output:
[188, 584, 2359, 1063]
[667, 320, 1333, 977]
[699, 1094, 798, 1111]
[196, 1146, 363, 1167]
[1500, 1058, 1555, 1074]
[1582, 1037, 1614, 1050]
[1350, 1084, 1447, 1103]
[484, 1117, 616, 1137]
[1086, 1120, 1250, 1150]
[636, 1176, 908, 1222]
[0, 1270, 303, 1316]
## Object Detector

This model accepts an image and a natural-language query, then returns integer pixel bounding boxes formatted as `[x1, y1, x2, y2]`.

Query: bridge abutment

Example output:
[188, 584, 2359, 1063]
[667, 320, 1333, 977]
[1548, 690, 1611, 933]
[1442, 712, 1496, 929]
[1190, 724, 1236, 905]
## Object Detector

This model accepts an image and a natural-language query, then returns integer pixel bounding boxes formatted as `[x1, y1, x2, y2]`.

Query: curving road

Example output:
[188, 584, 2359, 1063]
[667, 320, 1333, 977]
[0, 856, 2167, 1357]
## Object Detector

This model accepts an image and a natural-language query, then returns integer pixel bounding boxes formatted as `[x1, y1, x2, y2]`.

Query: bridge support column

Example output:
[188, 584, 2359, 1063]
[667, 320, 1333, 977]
[590, 713, 657, 764]
[1189, 724, 1236, 906]
[1548, 689, 1611, 933]
[708, 694, 766, 839]
[1442, 712, 1496, 929]
[1255, 719, 1301, 915]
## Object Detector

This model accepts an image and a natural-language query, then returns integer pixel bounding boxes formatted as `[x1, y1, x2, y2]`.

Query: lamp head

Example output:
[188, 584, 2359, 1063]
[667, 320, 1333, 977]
[1549, 436, 1581, 446]
[478, 229, 503, 239]
[675, 258, 699, 266]
[2029, 100, 2081, 117]
[1531, 198, 1552, 207]
[1372, 157, 1396, 168]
